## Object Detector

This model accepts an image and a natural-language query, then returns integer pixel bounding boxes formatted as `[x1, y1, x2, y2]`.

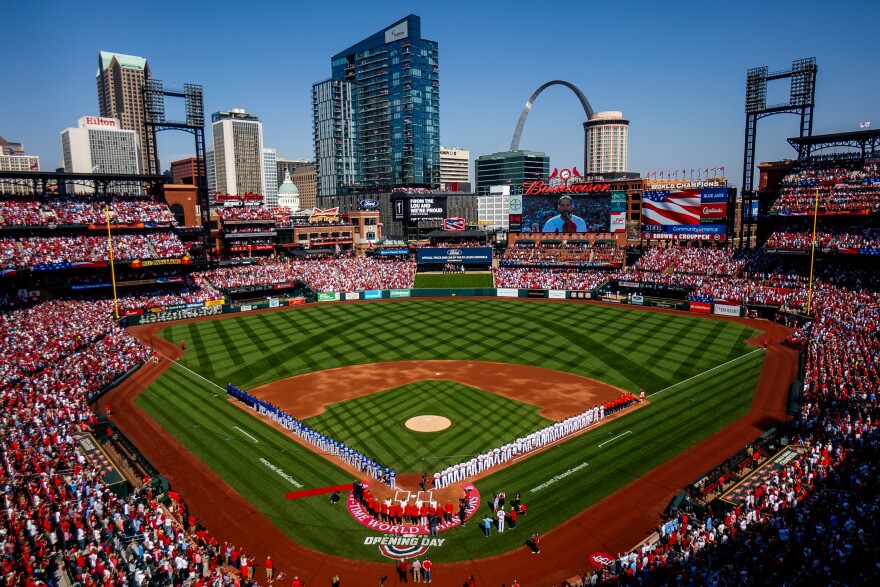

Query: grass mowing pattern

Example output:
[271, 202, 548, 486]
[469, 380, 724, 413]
[159, 300, 757, 393]
[138, 300, 764, 562]
[304, 380, 552, 473]
[413, 273, 494, 288]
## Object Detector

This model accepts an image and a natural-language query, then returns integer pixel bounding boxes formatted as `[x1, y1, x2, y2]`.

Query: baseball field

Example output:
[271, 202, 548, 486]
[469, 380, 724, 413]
[130, 299, 765, 564]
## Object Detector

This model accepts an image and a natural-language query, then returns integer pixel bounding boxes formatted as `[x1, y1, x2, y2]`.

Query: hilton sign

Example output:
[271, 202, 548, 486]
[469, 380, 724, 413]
[82, 116, 118, 127]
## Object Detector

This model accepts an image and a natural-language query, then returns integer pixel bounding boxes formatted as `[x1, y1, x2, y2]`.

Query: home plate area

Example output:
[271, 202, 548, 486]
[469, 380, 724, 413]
[349, 482, 481, 558]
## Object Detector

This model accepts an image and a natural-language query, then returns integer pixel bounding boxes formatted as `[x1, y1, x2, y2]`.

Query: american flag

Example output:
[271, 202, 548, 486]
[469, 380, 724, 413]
[443, 217, 466, 231]
[642, 190, 701, 226]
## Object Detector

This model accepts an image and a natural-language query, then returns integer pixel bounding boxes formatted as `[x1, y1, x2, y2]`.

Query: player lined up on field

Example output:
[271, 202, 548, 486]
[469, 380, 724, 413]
[432, 394, 637, 488]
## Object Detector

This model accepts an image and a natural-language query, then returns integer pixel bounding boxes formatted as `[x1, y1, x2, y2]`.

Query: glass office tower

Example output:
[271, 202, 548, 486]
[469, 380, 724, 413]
[315, 14, 439, 196]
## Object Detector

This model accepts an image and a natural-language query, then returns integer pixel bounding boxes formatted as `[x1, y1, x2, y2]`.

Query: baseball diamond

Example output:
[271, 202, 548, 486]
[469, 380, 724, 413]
[109, 298, 768, 574]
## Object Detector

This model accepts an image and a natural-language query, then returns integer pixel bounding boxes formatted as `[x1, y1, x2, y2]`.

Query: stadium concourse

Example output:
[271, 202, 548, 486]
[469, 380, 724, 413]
[0, 159, 878, 586]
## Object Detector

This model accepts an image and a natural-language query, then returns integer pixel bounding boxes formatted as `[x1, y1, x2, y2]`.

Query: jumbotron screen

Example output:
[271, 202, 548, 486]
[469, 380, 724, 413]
[516, 179, 626, 234]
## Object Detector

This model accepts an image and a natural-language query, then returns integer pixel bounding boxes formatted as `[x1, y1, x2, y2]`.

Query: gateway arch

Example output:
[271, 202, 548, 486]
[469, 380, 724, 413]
[509, 80, 595, 174]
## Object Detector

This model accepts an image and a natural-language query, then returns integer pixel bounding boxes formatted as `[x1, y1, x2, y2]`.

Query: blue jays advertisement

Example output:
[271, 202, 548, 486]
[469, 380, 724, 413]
[416, 247, 493, 264]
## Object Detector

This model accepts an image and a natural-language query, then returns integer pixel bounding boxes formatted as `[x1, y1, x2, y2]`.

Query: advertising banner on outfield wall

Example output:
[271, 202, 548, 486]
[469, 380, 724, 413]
[389, 289, 411, 298]
[631, 295, 644, 305]
[714, 304, 741, 317]
[364, 290, 382, 300]
[527, 289, 546, 298]
[317, 292, 340, 302]
[344, 292, 360, 301]
[569, 291, 592, 300]
[548, 290, 566, 299]
[269, 299, 279, 308]
[690, 301, 712, 314]
[496, 288, 518, 298]
[416, 247, 492, 264]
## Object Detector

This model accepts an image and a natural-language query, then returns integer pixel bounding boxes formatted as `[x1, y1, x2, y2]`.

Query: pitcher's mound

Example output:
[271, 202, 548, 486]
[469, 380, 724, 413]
[405, 415, 451, 432]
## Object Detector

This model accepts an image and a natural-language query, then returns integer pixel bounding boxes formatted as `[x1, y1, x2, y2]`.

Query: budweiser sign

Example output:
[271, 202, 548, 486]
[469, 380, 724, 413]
[523, 181, 611, 195]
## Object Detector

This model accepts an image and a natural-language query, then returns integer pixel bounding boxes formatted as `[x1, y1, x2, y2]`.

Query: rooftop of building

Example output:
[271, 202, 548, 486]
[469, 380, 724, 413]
[97, 51, 147, 75]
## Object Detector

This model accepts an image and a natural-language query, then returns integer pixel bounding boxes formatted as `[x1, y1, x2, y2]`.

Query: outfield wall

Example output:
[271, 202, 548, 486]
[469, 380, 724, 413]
[123, 287, 749, 326]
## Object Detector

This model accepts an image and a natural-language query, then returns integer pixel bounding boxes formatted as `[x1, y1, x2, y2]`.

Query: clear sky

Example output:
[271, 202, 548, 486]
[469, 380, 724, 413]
[2, 0, 878, 188]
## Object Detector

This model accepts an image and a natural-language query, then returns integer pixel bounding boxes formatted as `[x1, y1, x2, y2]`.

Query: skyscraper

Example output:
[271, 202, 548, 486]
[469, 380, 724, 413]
[96, 51, 157, 175]
[440, 147, 470, 190]
[585, 111, 629, 175]
[206, 148, 216, 195]
[313, 14, 440, 198]
[263, 148, 278, 208]
[211, 109, 264, 199]
[61, 116, 141, 193]
[475, 150, 549, 195]
[0, 137, 39, 195]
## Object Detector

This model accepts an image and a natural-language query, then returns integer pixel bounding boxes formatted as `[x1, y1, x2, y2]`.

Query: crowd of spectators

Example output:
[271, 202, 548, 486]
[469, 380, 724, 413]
[0, 232, 188, 268]
[115, 282, 222, 312]
[0, 195, 178, 227]
[428, 241, 485, 248]
[765, 230, 835, 250]
[492, 267, 609, 291]
[772, 157, 880, 214]
[500, 243, 624, 267]
[214, 207, 275, 222]
[630, 246, 748, 277]
[199, 257, 416, 293]
[0, 198, 44, 226]
[836, 227, 880, 252]
[0, 295, 257, 587]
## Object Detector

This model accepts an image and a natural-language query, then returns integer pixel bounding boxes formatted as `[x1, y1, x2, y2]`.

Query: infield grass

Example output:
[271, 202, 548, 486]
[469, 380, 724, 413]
[304, 380, 552, 473]
[137, 299, 765, 562]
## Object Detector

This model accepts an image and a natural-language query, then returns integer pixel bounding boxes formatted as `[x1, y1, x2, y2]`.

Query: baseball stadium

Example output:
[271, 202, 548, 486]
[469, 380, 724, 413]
[1, 52, 879, 587]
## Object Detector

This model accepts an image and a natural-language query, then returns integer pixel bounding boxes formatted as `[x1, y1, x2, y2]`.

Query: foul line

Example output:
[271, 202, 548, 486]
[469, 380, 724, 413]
[648, 348, 763, 399]
[233, 426, 259, 443]
[598, 430, 632, 447]
[154, 350, 227, 392]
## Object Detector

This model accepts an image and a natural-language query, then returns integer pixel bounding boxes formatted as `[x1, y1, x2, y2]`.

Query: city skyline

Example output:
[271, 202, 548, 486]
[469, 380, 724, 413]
[2, 0, 878, 189]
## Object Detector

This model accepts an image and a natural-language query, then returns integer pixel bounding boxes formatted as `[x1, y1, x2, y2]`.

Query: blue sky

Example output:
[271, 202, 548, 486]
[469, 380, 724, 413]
[2, 0, 877, 188]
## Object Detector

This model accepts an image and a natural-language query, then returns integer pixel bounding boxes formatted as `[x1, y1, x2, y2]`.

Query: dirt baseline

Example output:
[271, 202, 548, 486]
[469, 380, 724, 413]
[250, 360, 626, 422]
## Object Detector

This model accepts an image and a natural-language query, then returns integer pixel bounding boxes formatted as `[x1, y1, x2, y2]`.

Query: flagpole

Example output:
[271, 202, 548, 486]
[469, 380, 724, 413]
[106, 205, 120, 320]
[806, 188, 819, 316]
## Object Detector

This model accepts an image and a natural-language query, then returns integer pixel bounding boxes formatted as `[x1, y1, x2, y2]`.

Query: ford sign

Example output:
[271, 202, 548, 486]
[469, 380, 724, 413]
[359, 199, 380, 210]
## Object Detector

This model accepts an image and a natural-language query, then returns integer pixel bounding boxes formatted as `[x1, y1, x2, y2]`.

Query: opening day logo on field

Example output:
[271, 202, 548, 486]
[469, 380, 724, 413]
[349, 484, 481, 558]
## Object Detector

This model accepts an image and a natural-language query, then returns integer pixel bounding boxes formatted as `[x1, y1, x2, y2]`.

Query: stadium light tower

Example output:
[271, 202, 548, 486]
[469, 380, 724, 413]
[740, 58, 817, 247]
[143, 81, 210, 264]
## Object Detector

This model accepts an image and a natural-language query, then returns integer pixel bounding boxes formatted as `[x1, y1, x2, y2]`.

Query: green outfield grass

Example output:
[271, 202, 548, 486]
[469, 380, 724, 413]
[137, 299, 765, 562]
[413, 273, 494, 288]
[304, 380, 552, 473]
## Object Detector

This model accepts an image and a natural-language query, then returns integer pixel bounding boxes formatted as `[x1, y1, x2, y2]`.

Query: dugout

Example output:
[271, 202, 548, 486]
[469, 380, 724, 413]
[222, 280, 313, 304]
[787, 380, 804, 416]
[608, 279, 689, 301]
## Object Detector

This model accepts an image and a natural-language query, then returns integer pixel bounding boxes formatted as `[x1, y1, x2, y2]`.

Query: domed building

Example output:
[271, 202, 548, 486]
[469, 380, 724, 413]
[277, 171, 301, 211]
